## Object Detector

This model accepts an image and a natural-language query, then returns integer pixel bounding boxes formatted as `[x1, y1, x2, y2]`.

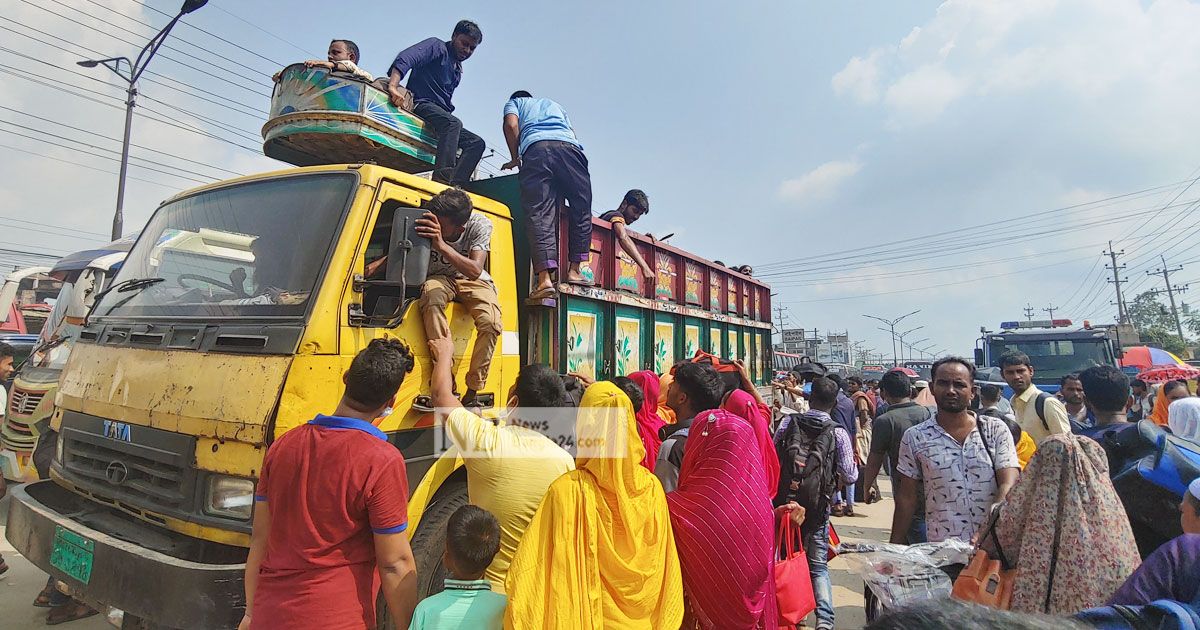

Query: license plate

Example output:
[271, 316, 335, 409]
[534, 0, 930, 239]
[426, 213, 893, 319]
[50, 526, 94, 584]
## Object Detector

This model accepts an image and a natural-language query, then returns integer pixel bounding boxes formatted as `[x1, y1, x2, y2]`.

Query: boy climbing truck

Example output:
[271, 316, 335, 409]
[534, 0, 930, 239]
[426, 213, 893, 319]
[5, 173, 773, 629]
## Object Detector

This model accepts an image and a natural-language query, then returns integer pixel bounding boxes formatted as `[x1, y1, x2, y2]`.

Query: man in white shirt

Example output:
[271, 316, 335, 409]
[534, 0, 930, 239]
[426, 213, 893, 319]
[1000, 351, 1071, 444]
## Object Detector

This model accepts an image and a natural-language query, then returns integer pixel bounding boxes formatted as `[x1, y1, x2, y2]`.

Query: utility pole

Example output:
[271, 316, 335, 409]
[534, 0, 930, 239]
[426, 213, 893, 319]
[1147, 255, 1189, 341]
[864, 310, 920, 367]
[771, 302, 790, 334]
[1043, 304, 1059, 319]
[1105, 241, 1129, 324]
[1023, 303, 1036, 321]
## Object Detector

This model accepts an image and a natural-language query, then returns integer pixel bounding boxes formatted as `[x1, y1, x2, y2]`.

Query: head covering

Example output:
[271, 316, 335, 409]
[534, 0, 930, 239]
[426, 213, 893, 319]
[629, 371, 667, 470]
[667, 409, 777, 629]
[992, 434, 1140, 614]
[1190, 477, 1200, 502]
[504, 381, 684, 629]
[658, 372, 678, 425]
[721, 390, 781, 496]
[1168, 397, 1200, 443]
[1150, 387, 1173, 426]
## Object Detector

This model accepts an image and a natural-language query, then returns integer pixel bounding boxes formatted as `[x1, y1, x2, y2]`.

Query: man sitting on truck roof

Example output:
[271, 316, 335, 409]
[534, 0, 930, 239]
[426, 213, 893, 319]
[241, 338, 419, 630]
[387, 20, 485, 186]
[428, 335, 575, 593]
[600, 190, 655, 283]
[392, 188, 503, 410]
[501, 90, 595, 297]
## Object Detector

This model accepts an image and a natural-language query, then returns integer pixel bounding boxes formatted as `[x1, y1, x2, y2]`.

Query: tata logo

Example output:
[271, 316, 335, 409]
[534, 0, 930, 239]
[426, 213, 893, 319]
[105, 460, 129, 485]
[102, 420, 132, 442]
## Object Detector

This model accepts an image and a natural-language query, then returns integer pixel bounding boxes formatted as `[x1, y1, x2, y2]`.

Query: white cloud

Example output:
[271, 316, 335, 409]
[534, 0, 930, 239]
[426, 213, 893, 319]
[778, 159, 862, 203]
[882, 64, 965, 125]
[831, 49, 884, 104]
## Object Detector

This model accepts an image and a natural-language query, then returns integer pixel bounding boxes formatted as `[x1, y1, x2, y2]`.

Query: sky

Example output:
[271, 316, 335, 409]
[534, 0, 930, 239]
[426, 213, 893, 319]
[4, 0, 1200, 358]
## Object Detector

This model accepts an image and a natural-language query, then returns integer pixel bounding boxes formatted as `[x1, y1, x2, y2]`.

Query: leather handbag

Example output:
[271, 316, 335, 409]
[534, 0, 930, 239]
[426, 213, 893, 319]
[775, 513, 817, 625]
[951, 509, 1015, 609]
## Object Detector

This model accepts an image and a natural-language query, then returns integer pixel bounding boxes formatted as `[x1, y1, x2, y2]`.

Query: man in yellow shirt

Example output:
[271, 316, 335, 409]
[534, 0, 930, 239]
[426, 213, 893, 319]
[1000, 351, 1071, 444]
[428, 336, 575, 593]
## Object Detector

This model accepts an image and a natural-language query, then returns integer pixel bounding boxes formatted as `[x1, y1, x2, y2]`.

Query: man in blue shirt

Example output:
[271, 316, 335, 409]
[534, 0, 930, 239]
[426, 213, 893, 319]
[387, 20, 485, 186]
[501, 91, 593, 296]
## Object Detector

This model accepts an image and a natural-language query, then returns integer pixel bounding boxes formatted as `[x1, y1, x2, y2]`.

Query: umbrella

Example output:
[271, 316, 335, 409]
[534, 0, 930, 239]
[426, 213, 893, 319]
[1120, 346, 1187, 369]
[1137, 365, 1200, 384]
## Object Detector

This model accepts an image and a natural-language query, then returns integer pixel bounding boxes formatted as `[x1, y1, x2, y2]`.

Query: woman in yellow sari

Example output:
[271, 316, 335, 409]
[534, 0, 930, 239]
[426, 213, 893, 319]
[504, 381, 684, 629]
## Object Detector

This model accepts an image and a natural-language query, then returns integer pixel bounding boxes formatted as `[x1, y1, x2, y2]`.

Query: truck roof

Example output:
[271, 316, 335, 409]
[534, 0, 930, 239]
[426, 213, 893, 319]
[989, 327, 1112, 341]
[160, 164, 513, 221]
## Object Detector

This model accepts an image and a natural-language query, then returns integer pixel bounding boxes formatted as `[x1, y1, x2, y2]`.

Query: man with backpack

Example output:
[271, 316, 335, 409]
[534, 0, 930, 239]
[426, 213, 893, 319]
[999, 351, 1070, 444]
[657, 362, 724, 492]
[774, 377, 856, 630]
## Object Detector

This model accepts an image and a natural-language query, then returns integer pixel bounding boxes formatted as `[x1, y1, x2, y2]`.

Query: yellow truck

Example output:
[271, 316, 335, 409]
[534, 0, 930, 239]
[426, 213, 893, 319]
[6, 67, 773, 629]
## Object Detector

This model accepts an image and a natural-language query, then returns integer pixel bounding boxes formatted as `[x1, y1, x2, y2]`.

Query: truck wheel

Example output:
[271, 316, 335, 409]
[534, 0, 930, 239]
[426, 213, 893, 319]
[375, 481, 468, 630]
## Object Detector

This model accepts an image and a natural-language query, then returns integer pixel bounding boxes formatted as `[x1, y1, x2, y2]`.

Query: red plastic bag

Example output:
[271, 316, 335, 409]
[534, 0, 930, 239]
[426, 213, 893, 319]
[775, 513, 817, 625]
[828, 523, 841, 561]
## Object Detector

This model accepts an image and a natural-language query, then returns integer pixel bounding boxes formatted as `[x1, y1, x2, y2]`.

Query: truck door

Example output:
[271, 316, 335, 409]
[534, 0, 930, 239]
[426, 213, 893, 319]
[563, 296, 605, 380]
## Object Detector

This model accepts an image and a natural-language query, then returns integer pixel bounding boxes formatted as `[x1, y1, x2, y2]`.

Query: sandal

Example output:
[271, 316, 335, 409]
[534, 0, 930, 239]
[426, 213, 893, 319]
[527, 286, 557, 301]
[33, 583, 56, 608]
[46, 601, 98, 626]
[411, 395, 435, 413]
[831, 504, 845, 517]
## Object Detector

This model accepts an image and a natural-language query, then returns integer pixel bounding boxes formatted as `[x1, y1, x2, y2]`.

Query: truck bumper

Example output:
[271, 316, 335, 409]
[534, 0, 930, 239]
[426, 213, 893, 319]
[6, 481, 245, 630]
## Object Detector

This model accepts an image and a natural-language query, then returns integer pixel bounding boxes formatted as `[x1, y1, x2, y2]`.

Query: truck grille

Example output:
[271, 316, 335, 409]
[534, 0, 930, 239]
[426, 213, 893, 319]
[64, 437, 188, 507]
[58, 411, 197, 517]
[9, 387, 45, 416]
[0, 414, 36, 451]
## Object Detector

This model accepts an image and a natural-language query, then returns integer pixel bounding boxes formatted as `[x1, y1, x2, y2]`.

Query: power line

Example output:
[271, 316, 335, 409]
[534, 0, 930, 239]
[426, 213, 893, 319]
[0, 213, 110, 239]
[0, 107, 246, 177]
[757, 178, 1200, 271]
[0, 126, 212, 184]
[0, 63, 264, 154]
[14, 0, 272, 96]
[205, 1, 318, 60]
[0, 141, 179, 190]
[83, 0, 282, 72]
[0, 24, 265, 118]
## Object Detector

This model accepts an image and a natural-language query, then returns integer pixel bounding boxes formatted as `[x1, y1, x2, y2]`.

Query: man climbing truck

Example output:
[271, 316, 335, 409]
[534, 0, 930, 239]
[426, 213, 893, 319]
[5, 165, 773, 629]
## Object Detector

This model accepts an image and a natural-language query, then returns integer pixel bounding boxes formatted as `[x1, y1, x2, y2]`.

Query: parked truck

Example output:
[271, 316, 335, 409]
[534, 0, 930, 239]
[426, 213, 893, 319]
[6, 64, 772, 630]
[973, 319, 1121, 394]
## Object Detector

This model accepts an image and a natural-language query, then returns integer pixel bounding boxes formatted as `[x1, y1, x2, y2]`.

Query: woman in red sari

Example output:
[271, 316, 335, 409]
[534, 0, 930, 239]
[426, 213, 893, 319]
[667, 409, 777, 629]
[721, 389, 781, 496]
[629, 370, 667, 470]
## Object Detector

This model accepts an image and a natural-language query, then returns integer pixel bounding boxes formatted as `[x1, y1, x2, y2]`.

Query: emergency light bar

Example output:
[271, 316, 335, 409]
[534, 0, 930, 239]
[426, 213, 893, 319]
[999, 319, 1073, 330]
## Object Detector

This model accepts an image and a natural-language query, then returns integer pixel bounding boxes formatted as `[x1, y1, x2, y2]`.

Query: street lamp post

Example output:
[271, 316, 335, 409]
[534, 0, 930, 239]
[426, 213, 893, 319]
[863, 310, 920, 367]
[907, 337, 929, 360]
[78, 0, 208, 240]
[896, 326, 925, 363]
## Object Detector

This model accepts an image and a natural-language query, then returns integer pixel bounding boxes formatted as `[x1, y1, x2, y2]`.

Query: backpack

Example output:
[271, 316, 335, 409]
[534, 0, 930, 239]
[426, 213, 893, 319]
[775, 414, 840, 532]
[1034, 392, 1051, 431]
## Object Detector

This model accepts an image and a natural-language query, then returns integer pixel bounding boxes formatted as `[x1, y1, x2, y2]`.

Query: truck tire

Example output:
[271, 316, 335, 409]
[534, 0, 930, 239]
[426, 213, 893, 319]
[375, 481, 468, 630]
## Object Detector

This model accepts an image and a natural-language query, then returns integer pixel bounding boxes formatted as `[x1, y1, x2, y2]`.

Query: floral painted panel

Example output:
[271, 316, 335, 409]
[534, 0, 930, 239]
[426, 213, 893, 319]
[654, 321, 676, 374]
[566, 311, 597, 379]
[615, 316, 643, 375]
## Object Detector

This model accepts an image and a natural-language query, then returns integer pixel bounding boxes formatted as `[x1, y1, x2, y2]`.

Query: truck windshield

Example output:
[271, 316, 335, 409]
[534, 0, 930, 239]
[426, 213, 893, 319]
[989, 338, 1113, 380]
[93, 174, 354, 320]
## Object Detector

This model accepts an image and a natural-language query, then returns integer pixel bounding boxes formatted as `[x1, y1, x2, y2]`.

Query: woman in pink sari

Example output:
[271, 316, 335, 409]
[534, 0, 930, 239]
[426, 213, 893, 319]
[722, 389, 781, 497]
[667, 409, 777, 629]
[629, 370, 667, 470]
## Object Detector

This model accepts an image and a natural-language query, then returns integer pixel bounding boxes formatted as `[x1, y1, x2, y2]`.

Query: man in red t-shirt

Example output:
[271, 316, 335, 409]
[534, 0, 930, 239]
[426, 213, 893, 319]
[240, 338, 418, 630]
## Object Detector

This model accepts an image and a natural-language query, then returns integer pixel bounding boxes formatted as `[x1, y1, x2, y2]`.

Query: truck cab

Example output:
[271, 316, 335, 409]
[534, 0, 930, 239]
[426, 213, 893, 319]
[7, 166, 772, 629]
[974, 319, 1120, 394]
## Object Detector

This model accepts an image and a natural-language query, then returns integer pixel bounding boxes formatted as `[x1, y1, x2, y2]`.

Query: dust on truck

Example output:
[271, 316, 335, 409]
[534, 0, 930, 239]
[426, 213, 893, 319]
[5, 64, 774, 629]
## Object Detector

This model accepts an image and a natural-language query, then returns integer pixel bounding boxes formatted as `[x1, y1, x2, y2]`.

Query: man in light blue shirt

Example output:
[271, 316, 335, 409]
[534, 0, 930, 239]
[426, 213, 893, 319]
[502, 91, 593, 298]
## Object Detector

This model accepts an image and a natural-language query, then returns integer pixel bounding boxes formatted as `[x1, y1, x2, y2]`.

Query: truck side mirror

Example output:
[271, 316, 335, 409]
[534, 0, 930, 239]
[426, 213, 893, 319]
[974, 348, 985, 366]
[386, 206, 431, 287]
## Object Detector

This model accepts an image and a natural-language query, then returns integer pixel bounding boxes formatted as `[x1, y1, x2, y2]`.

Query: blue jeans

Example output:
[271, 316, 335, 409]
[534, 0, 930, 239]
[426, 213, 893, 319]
[805, 520, 835, 630]
[836, 483, 856, 510]
[907, 513, 928, 545]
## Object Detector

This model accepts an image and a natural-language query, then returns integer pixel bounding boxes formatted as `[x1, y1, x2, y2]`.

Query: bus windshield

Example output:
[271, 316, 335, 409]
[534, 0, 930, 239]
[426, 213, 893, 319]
[93, 174, 354, 321]
[989, 338, 1114, 381]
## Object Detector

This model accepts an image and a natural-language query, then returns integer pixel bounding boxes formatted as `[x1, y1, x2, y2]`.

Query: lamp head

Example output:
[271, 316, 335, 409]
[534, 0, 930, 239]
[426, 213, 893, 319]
[180, 0, 207, 14]
[76, 60, 100, 68]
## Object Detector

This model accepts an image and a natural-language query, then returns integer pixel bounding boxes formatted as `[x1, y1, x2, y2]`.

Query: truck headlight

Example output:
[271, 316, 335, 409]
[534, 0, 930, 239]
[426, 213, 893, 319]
[204, 475, 255, 520]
